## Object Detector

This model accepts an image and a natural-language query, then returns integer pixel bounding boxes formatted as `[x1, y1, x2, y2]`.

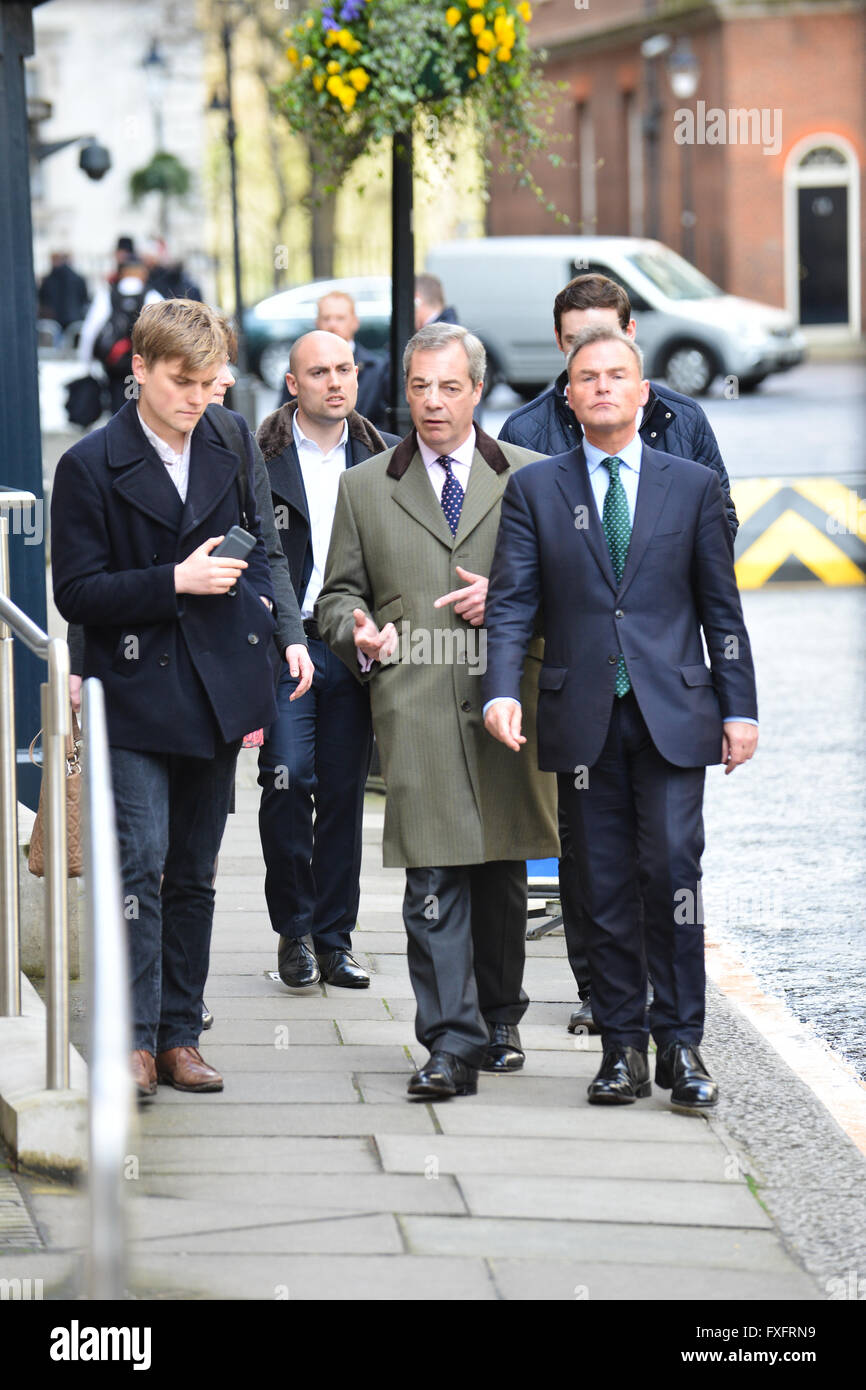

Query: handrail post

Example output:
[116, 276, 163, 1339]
[43, 637, 70, 1090]
[82, 678, 131, 1300]
[0, 512, 21, 1016]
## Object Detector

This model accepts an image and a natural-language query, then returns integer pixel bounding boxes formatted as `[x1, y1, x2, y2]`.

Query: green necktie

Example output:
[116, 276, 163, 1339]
[602, 456, 632, 697]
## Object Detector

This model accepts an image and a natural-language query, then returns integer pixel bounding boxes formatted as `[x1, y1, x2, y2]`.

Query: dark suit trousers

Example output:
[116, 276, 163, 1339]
[557, 691, 706, 1052]
[258, 639, 373, 952]
[402, 861, 529, 1068]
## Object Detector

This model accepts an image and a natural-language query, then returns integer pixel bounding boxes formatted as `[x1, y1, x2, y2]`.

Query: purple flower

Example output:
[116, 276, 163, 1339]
[340, 0, 364, 19]
[322, 5, 338, 30]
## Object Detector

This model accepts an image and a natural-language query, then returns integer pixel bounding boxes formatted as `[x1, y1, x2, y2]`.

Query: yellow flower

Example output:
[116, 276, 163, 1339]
[324, 29, 338, 45]
[326, 74, 344, 96]
[305, 15, 314, 27]
[286, 47, 299, 64]
[467, 0, 484, 8]
[340, 88, 357, 111]
[468, 67, 477, 78]
[494, 14, 515, 42]
[496, 45, 512, 61]
[476, 28, 496, 53]
[446, 5, 462, 25]
[476, 53, 490, 74]
[517, 1, 532, 20]
[327, 59, 341, 73]
[470, 13, 484, 34]
[312, 72, 325, 91]
[347, 66, 371, 91]
[301, 54, 313, 69]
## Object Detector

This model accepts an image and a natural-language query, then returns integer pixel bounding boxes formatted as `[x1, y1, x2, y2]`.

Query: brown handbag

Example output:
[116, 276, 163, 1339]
[27, 710, 83, 878]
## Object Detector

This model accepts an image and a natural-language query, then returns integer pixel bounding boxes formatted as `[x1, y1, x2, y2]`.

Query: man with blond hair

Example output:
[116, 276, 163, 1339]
[52, 298, 280, 1099]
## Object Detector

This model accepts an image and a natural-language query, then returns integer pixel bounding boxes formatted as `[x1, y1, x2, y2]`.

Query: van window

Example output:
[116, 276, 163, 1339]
[574, 261, 652, 314]
[625, 248, 724, 301]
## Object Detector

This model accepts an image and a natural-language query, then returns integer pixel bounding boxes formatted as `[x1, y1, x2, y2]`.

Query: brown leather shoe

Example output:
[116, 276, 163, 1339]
[156, 1046, 223, 1092]
[131, 1049, 157, 1100]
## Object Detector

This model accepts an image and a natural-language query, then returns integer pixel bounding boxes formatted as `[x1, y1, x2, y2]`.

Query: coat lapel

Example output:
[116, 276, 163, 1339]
[555, 447, 617, 593]
[617, 446, 672, 600]
[267, 439, 310, 525]
[454, 448, 507, 544]
[389, 449, 454, 548]
[178, 415, 245, 542]
[106, 400, 184, 533]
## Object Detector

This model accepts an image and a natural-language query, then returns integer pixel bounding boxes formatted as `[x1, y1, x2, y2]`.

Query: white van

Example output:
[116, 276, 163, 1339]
[425, 236, 806, 397]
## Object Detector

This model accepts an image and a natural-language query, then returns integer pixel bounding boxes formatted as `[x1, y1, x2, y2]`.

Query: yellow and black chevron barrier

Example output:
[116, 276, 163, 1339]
[733, 478, 866, 588]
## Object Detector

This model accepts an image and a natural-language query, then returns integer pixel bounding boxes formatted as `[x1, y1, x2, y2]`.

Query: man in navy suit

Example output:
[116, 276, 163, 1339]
[256, 331, 399, 990]
[482, 326, 758, 1112]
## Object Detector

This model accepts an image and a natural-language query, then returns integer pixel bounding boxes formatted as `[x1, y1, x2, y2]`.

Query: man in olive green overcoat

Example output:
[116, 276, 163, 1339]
[317, 324, 558, 1100]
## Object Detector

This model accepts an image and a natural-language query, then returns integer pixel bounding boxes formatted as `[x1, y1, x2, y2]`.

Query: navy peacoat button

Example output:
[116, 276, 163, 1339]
[247, 633, 259, 645]
[158, 654, 170, 667]
[608, 654, 617, 664]
[615, 609, 624, 619]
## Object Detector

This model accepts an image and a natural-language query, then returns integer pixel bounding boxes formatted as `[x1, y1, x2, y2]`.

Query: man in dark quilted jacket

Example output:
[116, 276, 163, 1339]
[499, 273, 738, 1037]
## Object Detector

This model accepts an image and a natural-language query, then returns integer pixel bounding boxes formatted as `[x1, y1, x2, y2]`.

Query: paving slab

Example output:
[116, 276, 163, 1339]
[137, 1212, 404, 1256]
[191, 1044, 414, 1074]
[134, 1103, 439, 1138]
[433, 1102, 720, 1142]
[201, 996, 392, 1021]
[457, 1174, 772, 1228]
[139, 1136, 381, 1175]
[400, 1215, 804, 1271]
[138, 1172, 468, 1216]
[487, 1258, 819, 1301]
[375, 1134, 733, 1182]
[153, 1071, 358, 1105]
[128, 1253, 497, 1301]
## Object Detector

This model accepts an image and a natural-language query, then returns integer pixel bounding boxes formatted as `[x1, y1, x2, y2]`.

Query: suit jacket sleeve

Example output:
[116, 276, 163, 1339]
[691, 469, 757, 719]
[51, 450, 181, 626]
[251, 434, 305, 651]
[315, 473, 376, 684]
[482, 473, 544, 706]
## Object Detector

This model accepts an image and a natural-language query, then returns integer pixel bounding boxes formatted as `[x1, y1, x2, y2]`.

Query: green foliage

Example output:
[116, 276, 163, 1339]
[274, 0, 568, 218]
[129, 152, 192, 202]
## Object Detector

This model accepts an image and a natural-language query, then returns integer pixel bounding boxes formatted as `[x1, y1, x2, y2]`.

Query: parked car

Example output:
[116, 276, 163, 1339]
[425, 236, 806, 396]
[245, 275, 391, 390]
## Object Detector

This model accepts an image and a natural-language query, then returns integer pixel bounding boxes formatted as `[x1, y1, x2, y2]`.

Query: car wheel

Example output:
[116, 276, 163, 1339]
[258, 341, 294, 392]
[736, 374, 767, 394]
[661, 342, 717, 396]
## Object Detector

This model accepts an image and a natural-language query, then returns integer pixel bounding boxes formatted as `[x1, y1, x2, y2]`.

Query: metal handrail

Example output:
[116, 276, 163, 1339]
[1, 496, 72, 1085]
[1, 498, 130, 1295]
[81, 678, 131, 1301]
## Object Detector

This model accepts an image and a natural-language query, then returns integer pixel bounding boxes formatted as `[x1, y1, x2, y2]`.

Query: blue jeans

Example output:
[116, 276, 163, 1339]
[110, 741, 240, 1054]
[257, 640, 372, 952]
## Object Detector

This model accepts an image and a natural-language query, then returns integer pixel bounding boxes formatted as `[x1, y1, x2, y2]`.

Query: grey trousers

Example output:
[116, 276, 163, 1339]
[402, 861, 529, 1068]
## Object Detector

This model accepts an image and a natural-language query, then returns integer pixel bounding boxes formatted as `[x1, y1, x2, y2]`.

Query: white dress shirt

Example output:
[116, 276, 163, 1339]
[294, 411, 349, 617]
[418, 428, 475, 503]
[137, 409, 192, 502]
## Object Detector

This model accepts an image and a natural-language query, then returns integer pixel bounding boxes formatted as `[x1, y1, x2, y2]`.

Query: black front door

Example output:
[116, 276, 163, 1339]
[798, 185, 849, 325]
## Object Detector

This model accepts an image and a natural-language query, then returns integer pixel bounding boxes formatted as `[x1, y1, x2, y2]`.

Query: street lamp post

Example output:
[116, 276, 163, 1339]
[212, 7, 257, 425]
[667, 40, 701, 264]
[388, 131, 415, 438]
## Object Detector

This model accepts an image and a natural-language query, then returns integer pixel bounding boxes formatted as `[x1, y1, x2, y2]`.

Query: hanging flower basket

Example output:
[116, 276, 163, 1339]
[276, 0, 565, 210]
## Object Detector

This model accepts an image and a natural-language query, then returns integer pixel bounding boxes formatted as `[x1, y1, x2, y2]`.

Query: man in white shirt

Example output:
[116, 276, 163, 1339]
[256, 332, 398, 990]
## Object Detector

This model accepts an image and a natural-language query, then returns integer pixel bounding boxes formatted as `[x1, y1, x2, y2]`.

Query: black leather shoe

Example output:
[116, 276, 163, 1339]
[316, 949, 370, 989]
[567, 996, 600, 1035]
[407, 1051, 478, 1100]
[277, 934, 321, 988]
[481, 1023, 525, 1073]
[587, 1047, 650, 1104]
[201, 1002, 214, 1031]
[655, 1041, 718, 1113]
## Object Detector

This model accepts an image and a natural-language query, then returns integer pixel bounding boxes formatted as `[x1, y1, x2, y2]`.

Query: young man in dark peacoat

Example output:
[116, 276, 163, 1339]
[51, 299, 280, 1099]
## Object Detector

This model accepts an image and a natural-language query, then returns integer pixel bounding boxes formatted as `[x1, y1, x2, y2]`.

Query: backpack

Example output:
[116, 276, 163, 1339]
[93, 284, 146, 378]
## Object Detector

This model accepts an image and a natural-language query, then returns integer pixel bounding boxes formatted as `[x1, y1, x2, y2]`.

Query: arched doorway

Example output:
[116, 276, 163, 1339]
[784, 135, 861, 335]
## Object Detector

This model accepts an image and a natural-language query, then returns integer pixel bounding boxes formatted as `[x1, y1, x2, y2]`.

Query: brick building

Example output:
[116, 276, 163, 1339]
[487, 0, 865, 338]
